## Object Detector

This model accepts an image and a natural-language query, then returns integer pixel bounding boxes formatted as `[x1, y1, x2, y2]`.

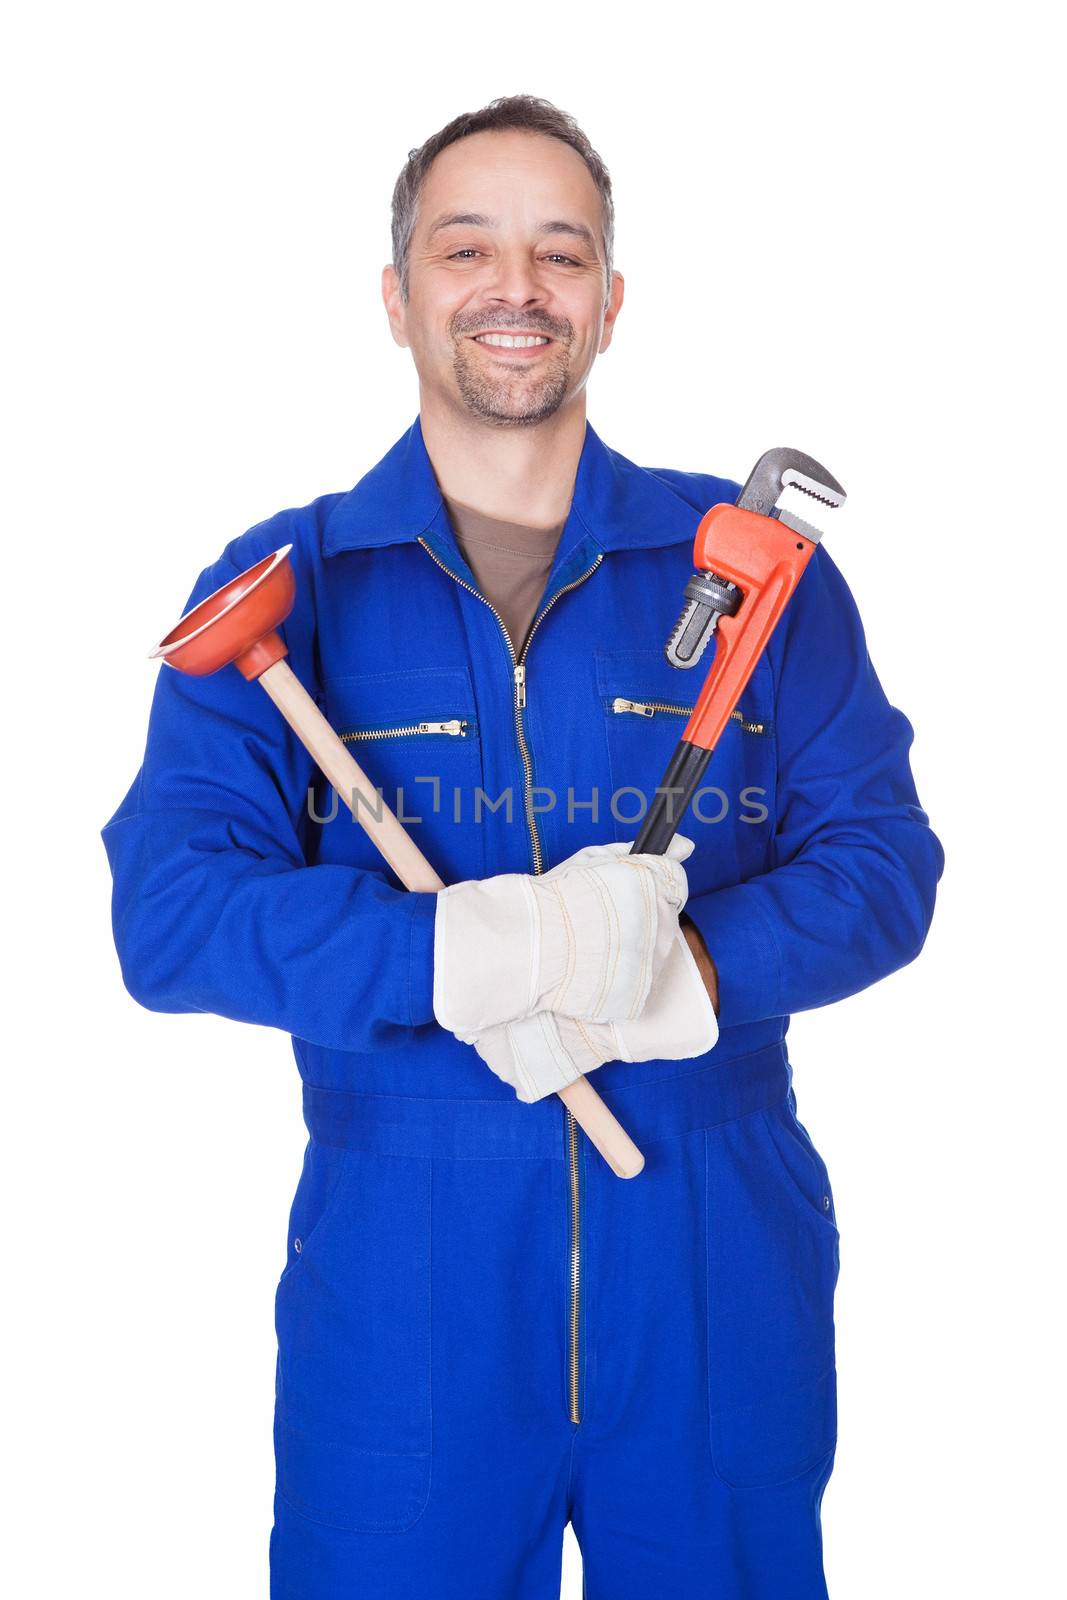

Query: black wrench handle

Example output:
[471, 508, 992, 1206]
[631, 739, 712, 856]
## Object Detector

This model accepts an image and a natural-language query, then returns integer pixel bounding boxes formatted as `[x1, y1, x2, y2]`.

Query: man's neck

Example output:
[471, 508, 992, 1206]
[418, 392, 586, 531]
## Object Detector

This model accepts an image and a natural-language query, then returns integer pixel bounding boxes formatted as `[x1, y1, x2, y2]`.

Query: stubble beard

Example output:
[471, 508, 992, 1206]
[451, 337, 573, 428]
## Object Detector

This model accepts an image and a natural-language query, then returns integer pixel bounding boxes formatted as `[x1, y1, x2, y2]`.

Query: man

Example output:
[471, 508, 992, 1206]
[103, 95, 943, 1599]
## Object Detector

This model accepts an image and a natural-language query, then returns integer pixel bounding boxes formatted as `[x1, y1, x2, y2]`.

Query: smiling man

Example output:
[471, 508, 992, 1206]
[103, 96, 943, 1599]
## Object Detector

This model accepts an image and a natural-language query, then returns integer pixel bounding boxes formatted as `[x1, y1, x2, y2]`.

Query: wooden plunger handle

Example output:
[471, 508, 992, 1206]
[257, 658, 646, 1180]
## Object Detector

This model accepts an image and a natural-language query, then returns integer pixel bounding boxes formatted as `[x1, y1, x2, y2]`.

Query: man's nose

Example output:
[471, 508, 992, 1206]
[483, 247, 550, 307]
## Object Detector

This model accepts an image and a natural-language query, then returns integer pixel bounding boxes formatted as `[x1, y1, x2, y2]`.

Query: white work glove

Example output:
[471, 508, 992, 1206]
[469, 927, 719, 1103]
[433, 837, 694, 1039]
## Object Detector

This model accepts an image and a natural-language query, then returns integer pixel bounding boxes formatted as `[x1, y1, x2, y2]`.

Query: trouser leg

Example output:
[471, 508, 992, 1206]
[269, 1143, 578, 1599]
[570, 1100, 840, 1599]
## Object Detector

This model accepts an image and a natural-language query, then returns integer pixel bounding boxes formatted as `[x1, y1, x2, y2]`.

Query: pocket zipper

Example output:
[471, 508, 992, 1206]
[611, 697, 767, 735]
[340, 719, 468, 742]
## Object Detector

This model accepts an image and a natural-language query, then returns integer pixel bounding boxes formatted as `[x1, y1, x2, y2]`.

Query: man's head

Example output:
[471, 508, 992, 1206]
[382, 96, 624, 428]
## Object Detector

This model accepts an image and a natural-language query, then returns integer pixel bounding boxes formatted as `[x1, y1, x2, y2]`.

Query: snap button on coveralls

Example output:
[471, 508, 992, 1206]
[102, 416, 943, 1597]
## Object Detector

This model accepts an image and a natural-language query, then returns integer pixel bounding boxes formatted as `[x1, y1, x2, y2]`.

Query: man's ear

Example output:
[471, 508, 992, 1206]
[381, 264, 409, 348]
[598, 270, 625, 354]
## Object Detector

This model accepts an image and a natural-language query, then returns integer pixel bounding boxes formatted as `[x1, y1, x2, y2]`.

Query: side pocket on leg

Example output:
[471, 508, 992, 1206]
[705, 1109, 839, 1490]
[274, 1148, 432, 1533]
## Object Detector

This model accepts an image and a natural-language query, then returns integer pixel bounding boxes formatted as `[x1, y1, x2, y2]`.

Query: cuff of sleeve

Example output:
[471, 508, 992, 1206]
[406, 891, 439, 1027]
[684, 883, 782, 1028]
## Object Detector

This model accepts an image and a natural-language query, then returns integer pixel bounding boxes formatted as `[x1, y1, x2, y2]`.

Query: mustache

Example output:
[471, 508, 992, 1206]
[452, 311, 572, 343]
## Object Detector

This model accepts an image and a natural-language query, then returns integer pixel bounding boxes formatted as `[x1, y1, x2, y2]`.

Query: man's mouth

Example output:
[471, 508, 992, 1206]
[470, 332, 553, 350]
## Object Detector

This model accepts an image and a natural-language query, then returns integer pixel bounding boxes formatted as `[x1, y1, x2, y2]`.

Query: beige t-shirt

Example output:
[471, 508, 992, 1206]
[443, 498, 565, 657]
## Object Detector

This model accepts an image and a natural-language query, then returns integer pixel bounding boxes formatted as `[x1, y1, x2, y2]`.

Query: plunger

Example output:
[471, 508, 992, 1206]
[151, 545, 645, 1179]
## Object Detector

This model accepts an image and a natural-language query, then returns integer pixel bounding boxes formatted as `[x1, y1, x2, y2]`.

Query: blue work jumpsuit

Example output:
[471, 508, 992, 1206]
[102, 416, 944, 1598]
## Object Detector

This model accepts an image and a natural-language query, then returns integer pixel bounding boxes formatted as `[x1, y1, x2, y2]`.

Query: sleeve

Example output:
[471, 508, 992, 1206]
[683, 544, 945, 1028]
[100, 525, 438, 1052]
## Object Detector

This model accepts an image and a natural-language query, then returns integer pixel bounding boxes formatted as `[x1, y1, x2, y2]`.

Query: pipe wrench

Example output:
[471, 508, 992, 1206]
[632, 447, 846, 855]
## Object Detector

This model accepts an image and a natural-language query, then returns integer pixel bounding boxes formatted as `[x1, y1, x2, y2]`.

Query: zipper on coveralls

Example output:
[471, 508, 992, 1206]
[340, 720, 469, 741]
[417, 535, 603, 1425]
[611, 697, 767, 734]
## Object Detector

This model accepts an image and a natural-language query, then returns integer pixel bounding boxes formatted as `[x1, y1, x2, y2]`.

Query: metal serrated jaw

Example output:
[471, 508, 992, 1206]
[665, 597, 718, 669]
[781, 467, 846, 510]
[776, 507, 826, 544]
[738, 449, 847, 523]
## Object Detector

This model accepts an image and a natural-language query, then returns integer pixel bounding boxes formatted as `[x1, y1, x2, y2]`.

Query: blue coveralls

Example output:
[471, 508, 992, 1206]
[102, 417, 944, 1598]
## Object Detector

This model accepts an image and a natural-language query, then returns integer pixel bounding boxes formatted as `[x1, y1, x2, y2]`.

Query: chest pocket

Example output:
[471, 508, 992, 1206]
[311, 667, 486, 884]
[594, 649, 774, 894]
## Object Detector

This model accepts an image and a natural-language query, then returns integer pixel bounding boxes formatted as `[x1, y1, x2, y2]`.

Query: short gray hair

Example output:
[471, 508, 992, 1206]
[390, 95, 614, 302]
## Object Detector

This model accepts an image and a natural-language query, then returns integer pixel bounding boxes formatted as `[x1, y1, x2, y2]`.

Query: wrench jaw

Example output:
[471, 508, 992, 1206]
[663, 446, 846, 668]
[737, 447, 846, 519]
[780, 465, 846, 511]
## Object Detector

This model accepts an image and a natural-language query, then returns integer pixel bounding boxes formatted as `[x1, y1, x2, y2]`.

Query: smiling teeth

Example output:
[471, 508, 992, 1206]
[474, 334, 550, 348]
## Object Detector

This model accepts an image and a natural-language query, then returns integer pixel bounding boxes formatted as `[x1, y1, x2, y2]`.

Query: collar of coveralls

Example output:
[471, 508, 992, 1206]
[320, 413, 738, 567]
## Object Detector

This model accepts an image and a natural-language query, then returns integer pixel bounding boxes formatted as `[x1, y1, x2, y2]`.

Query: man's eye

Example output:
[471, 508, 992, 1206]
[447, 249, 580, 265]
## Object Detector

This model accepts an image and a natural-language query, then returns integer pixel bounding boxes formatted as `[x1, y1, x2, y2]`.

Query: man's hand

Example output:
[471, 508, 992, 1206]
[681, 914, 720, 1016]
[433, 837, 694, 1038]
[467, 927, 719, 1104]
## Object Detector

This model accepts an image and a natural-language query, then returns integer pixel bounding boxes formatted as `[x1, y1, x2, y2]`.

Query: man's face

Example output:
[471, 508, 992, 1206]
[383, 129, 624, 427]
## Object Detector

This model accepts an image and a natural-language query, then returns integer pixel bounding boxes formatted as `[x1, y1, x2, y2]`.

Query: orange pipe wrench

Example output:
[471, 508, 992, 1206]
[632, 447, 846, 855]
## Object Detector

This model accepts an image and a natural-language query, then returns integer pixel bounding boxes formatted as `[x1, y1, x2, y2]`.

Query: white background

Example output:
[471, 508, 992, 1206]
[3, 2, 1063, 1594]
